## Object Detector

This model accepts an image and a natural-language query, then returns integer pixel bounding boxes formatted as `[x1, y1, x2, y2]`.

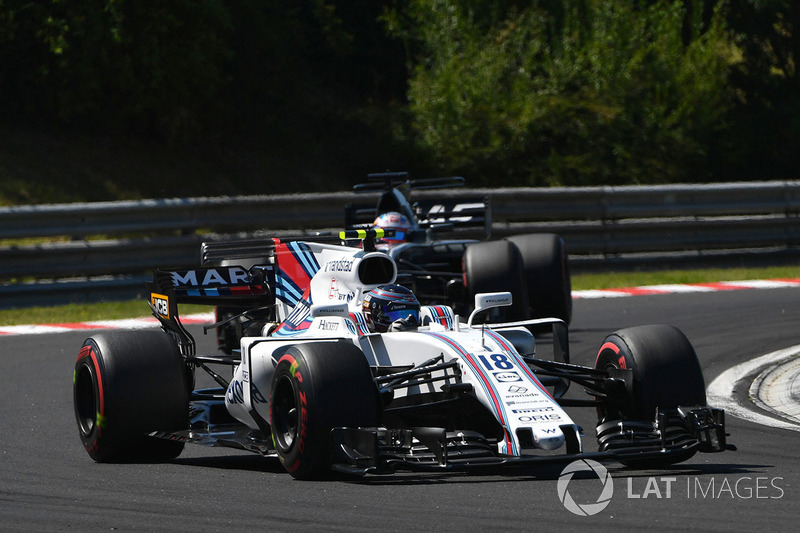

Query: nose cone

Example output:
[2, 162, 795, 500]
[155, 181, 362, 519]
[533, 427, 565, 451]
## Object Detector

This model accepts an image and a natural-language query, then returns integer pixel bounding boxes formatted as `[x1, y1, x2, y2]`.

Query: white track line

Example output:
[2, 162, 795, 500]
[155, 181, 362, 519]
[707, 346, 800, 432]
[749, 355, 800, 423]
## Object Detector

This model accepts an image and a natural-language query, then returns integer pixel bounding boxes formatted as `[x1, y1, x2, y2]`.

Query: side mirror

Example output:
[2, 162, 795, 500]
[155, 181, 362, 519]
[467, 292, 512, 327]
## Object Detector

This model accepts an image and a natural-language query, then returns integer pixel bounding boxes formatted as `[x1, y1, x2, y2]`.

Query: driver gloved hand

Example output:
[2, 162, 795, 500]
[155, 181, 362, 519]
[388, 314, 419, 332]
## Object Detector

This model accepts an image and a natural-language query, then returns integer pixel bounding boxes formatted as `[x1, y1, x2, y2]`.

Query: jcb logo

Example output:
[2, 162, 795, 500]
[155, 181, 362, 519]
[151, 293, 170, 319]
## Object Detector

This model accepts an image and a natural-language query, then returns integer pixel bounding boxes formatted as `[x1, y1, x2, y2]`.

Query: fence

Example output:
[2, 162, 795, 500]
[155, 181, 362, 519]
[2, 181, 800, 307]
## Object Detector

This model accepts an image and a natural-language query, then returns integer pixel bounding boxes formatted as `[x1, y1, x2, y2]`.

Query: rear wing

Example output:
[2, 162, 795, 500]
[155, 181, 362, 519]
[352, 172, 465, 193]
[413, 197, 491, 236]
[149, 266, 273, 307]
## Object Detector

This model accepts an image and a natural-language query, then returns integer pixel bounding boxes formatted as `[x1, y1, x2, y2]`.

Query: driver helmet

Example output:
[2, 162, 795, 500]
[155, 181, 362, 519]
[372, 211, 412, 249]
[362, 284, 420, 333]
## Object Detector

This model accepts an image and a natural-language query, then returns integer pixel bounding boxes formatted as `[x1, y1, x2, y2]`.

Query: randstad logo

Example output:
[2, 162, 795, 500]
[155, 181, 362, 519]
[557, 459, 614, 516]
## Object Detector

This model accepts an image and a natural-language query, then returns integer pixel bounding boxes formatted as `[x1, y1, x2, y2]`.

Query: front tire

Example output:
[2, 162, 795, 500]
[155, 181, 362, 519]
[73, 331, 188, 462]
[594, 324, 706, 467]
[270, 342, 380, 479]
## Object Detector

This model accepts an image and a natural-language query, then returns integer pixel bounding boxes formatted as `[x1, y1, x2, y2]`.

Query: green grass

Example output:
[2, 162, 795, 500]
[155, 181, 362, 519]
[2, 266, 799, 326]
[0, 300, 210, 326]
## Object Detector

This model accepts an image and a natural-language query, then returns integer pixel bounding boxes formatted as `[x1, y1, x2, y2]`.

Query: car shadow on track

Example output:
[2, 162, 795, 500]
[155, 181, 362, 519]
[346, 463, 579, 486]
[615, 462, 777, 478]
[172, 454, 287, 474]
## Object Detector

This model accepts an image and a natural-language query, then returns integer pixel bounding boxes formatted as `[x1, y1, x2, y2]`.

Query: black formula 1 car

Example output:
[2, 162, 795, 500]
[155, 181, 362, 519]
[73, 232, 733, 479]
[343, 172, 572, 325]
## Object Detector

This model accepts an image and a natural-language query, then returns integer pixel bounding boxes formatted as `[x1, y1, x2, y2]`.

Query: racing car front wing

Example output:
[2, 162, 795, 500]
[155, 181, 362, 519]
[329, 406, 734, 475]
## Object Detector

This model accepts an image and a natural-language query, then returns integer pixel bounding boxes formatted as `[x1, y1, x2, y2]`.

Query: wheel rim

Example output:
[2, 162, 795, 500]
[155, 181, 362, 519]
[74, 363, 98, 437]
[272, 374, 300, 453]
[597, 350, 628, 422]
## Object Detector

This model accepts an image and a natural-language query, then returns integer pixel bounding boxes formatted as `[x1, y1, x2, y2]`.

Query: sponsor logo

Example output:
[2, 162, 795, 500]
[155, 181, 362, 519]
[226, 380, 267, 404]
[506, 397, 550, 405]
[505, 385, 551, 405]
[493, 371, 522, 382]
[325, 257, 354, 273]
[329, 278, 338, 298]
[171, 267, 249, 287]
[425, 202, 483, 223]
[519, 413, 562, 423]
[313, 303, 348, 317]
[512, 406, 554, 414]
[317, 319, 339, 331]
[328, 279, 355, 302]
[151, 293, 170, 319]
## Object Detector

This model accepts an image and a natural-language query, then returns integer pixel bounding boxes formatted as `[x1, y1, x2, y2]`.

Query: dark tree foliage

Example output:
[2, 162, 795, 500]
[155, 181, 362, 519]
[0, 0, 231, 139]
[721, 0, 800, 179]
[388, 0, 736, 186]
[0, 0, 799, 191]
[0, 1, 406, 139]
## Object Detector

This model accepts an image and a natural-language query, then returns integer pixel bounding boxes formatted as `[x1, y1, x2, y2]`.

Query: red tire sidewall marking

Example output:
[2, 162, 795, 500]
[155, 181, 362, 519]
[76, 343, 106, 452]
[272, 353, 307, 473]
[595, 341, 620, 368]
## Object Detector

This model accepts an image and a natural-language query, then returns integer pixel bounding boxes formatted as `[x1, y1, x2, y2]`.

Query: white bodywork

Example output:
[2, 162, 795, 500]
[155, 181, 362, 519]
[224, 241, 578, 456]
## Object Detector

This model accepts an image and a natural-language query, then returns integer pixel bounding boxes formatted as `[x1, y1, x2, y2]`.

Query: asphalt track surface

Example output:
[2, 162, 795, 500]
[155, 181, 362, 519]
[2, 287, 800, 531]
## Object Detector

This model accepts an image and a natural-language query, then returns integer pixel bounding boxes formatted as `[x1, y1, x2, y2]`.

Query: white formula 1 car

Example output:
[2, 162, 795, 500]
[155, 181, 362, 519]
[73, 231, 733, 478]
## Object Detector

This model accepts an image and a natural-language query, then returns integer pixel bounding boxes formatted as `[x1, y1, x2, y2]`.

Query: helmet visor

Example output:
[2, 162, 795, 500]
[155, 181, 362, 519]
[377, 230, 405, 243]
[383, 308, 419, 324]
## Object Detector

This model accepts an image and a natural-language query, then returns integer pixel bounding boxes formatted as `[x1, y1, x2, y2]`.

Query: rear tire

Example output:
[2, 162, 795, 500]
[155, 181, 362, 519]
[505, 233, 572, 324]
[463, 240, 530, 322]
[270, 342, 380, 479]
[73, 331, 188, 462]
[594, 324, 706, 467]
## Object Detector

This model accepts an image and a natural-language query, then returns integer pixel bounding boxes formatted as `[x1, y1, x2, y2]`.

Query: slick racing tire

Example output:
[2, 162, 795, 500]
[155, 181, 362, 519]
[463, 240, 530, 322]
[270, 342, 380, 480]
[73, 331, 189, 462]
[594, 324, 706, 467]
[505, 233, 572, 324]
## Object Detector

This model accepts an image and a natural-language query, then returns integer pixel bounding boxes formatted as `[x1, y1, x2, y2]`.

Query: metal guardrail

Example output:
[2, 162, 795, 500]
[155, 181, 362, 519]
[3, 181, 800, 307]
